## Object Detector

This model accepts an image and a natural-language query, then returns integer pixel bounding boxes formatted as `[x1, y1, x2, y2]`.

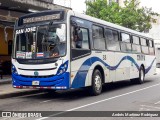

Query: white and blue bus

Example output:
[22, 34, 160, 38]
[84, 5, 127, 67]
[12, 9, 156, 95]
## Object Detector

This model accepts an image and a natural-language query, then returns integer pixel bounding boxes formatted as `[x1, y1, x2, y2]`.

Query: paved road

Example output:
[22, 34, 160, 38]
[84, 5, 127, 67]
[1, 73, 160, 120]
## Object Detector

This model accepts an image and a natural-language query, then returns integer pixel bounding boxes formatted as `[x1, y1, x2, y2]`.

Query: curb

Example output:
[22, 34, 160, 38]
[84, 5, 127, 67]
[0, 90, 42, 99]
[0, 80, 11, 85]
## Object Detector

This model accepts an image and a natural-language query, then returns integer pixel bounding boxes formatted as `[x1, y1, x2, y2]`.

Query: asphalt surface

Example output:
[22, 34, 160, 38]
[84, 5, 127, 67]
[1, 73, 160, 120]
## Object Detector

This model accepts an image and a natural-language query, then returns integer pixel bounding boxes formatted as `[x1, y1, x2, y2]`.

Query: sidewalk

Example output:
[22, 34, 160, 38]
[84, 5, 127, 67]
[0, 84, 40, 99]
[0, 75, 12, 85]
[0, 75, 40, 99]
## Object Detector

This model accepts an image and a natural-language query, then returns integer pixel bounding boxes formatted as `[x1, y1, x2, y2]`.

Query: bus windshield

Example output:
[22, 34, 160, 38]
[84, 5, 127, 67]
[14, 24, 66, 59]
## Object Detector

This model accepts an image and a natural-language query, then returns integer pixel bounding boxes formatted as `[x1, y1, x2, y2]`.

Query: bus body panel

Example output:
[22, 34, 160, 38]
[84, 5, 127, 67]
[70, 52, 156, 89]
[70, 55, 92, 88]
[130, 54, 140, 79]
[70, 11, 156, 89]
[144, 55, 156, 76]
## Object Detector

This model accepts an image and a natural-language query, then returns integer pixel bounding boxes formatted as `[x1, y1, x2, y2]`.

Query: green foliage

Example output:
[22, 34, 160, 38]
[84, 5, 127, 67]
[85, 0, 159, 32]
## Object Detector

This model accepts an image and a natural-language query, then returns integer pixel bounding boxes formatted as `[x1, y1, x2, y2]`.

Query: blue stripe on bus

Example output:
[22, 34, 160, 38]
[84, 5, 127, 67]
[145, 58, 156, 74]
[12, 72, 70, 88]
[71, 56, 156, 88]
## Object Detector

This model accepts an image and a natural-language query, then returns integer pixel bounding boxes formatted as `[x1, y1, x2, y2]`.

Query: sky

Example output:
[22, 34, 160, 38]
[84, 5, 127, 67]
[70, 0, 86, 13]
[140, 0, 160, 13]
[54, 0, 86, 13]
[54, 0, 160, 14]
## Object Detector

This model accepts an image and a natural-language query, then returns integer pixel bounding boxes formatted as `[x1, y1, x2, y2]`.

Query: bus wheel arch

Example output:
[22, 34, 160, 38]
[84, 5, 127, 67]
[93, 65, 105, 84]
[89, 65, 105, 96]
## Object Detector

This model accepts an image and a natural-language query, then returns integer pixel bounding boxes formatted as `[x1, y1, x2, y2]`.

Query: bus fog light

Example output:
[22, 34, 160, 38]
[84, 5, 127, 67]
[55, 63, 58, 66]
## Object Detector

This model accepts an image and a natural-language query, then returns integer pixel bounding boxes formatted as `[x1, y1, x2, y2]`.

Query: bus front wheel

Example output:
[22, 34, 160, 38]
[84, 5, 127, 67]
[90, 69, 102, 96]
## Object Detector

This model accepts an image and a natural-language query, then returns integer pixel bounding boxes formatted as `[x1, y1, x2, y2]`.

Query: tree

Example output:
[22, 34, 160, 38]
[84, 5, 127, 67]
[85, 0, 159, 32]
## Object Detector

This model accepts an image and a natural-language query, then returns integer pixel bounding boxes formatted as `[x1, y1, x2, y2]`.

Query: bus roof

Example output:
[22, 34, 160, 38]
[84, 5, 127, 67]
[71, 10, 153, 40]
[19, 9, 68, 18]
[17, 9, 153, 40]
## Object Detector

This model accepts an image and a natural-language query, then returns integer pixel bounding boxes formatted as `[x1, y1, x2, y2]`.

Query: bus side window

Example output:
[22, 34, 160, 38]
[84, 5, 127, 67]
[105, 29, 120, 51]
[79, 28, 90, 49]
[132, 35, 141, 53]
[120, 33, 132, 52]
[71, 25, 91, 60]
[72, 26, 89, 49]
[140, 38, 149, 54]
[92, 25, 105, 50]
[149, 40, 155, 55]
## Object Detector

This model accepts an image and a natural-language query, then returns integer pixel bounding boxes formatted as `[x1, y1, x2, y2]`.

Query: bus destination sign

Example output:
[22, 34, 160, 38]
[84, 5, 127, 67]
[23, 14, 60, 24]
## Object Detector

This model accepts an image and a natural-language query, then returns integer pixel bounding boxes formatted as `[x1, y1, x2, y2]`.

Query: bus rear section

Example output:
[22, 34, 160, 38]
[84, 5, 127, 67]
[12, 10, 70, 90]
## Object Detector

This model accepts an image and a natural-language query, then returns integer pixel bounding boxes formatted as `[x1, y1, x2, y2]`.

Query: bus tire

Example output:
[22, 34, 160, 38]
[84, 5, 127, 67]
[90, 69, 102, 96]
[134, 66, 145, 84]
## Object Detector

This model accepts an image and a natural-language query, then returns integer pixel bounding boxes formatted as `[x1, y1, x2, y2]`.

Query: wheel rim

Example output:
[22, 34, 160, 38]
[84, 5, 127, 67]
[140, 69, 144, 82]
[94, 75, 102, 91]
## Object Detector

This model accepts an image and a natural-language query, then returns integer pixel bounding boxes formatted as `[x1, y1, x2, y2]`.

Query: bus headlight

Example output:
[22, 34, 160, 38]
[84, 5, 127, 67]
[57, 61, 68, 75]
[12, 65, 18, 75]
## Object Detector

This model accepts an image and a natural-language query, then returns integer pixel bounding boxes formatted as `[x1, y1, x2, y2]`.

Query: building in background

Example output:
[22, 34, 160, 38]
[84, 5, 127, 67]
[146, 16, 160, 64]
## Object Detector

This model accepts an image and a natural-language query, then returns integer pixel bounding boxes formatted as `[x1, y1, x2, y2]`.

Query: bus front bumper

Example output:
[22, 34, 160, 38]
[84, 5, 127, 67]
[12, 72, 70, 90]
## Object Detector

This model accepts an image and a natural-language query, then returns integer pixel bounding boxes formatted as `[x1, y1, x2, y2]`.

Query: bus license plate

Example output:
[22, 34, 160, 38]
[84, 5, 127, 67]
[32, 81, 40, 86]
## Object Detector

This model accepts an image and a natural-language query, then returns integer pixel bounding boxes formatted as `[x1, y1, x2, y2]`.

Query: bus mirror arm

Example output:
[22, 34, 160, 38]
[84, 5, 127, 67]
[71, 20, 80, 30]
[4, 26, 13, 43]
[4, 27, 8, 43]
[71, 20, 77, 26]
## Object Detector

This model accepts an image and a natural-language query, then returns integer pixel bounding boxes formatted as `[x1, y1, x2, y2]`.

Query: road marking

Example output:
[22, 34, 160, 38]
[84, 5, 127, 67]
[36, 83, 160, 120]
[40, 100, 52, 103]
[154, 100, 160, 105]
[141, 105, 160, 110]
[14, 92, 46, 98]
[139, 107, 150, 111]
[1, 118, 10, 120]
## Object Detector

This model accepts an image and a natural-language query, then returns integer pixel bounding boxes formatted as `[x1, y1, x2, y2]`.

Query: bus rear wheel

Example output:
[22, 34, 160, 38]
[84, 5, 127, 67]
[131, 66, 145, 84]
[90, 69, 102, 96]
